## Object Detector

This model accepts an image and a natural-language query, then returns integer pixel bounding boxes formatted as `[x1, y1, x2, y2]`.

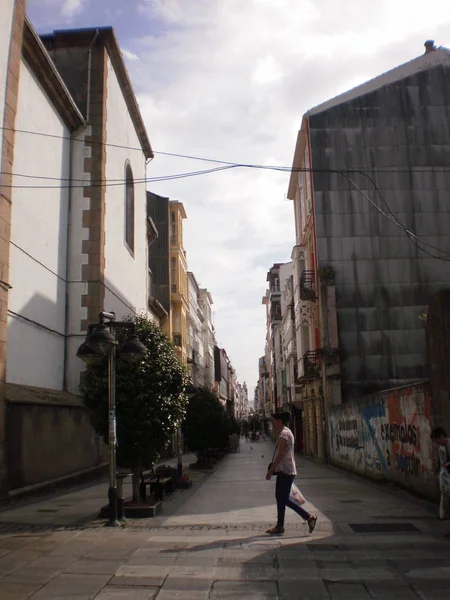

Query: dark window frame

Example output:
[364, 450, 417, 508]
[125, 162, 135, 256]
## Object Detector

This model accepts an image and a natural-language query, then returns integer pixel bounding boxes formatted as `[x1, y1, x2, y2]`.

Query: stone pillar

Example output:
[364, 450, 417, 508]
[0, 0, 25, 497]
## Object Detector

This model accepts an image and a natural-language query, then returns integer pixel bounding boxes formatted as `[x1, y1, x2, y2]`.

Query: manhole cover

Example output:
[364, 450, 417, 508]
[349, 522, 419, 533]
[36, 509, 59, 513]
[340, 499, 362, 503]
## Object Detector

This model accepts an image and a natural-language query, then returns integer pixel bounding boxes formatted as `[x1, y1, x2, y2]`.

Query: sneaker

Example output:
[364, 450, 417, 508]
[266, 525, 285, 535]
[308, 516, 317, 534]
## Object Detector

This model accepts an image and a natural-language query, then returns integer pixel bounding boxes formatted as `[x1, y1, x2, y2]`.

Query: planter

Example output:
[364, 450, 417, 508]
[124, 501, 162, 518]
[189, 461, 214, 470]
[175, 479, 192, 489]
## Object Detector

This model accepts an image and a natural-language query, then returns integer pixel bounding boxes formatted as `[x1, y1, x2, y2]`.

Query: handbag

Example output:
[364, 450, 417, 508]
[267, 440, 278, 472]
[289, 482, 306, 507]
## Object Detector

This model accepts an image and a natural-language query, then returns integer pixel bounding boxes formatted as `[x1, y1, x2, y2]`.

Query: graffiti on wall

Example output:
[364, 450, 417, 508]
[329, 384, 435, 494]
[329, 413, 365, 472]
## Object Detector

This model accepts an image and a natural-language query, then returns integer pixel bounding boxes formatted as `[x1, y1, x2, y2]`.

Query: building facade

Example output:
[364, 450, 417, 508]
[169, 201, 188, 365]
[0, 11, 155, 496]
[198, 288, 215, 390]
[0, 0, 26, 496]
[287, 42, 450, 460]
[187, 272, 205, 387]
[147, 191, 170, 327]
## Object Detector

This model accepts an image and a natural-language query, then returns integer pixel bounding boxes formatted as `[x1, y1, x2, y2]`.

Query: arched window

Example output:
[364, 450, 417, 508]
[125, 163, 135, 254]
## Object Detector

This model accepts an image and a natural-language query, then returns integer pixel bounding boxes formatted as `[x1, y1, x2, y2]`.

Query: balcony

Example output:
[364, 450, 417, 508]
[303, 350, 321, 377]
[300, 270, 316, 301]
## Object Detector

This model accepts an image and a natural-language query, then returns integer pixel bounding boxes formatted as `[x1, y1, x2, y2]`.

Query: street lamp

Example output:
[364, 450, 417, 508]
[77, 311, 146, 526]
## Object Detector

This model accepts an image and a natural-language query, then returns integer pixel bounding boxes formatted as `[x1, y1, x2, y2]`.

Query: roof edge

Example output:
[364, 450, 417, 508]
[307, 46, 450, 118]
[23, 17, 85, 132]
[39, 26, 153, 159]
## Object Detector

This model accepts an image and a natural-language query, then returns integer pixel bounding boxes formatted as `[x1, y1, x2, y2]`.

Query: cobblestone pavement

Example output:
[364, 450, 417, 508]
[0, 439, 449, 599]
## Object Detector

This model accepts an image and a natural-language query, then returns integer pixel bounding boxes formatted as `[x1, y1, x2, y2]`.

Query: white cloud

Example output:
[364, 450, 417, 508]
[252, 55, 284, 85]
[61, 0, 85, 18]
[122, 48, 140, 61]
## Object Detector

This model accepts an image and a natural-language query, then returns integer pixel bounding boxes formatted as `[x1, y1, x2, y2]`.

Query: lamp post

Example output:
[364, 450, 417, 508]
[77, 311, 146, 526]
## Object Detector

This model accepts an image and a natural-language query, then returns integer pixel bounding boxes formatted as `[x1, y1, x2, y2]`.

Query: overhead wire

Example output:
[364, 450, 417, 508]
[2, 124, 450, 172]
[2, 125, 450, 260]
[352, 169, 450, 257]
[1, 164, 238, 188]
[343, 174, 450, 262]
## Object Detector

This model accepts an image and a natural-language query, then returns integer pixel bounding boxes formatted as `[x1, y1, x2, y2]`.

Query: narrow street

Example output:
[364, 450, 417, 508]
[0, 439, 449, 599]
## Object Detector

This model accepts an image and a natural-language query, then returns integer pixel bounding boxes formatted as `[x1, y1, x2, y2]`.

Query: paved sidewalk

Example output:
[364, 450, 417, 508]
[0, 453, 199, 528]
[0, 438, 449, 599]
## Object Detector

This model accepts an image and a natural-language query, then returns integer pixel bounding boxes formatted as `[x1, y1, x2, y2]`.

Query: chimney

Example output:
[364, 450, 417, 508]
[424, 40, 436, 54]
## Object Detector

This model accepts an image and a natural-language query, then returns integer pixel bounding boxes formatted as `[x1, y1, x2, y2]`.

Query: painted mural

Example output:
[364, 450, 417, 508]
[329, 383, 436, 496]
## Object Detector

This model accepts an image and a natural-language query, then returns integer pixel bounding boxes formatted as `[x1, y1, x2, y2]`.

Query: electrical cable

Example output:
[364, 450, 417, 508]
[2, 165, 238, 188]
[343, 174, 450, 262]
[7, 309, 65, 337]
[10, 241, 139, 312]
[10, 240, 67, 282]
[3, 125, 450, 260]
[3, 125, 450, 172]
[352, 169, 450, 257]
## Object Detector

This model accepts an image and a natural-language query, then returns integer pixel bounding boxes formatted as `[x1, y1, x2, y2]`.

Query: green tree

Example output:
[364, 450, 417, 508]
[182, 388, 238, 461]
[80, 314, 189, 502]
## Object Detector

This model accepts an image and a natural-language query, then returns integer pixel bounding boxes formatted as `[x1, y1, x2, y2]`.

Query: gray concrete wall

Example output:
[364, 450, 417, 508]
[5, 384, 107, 492]
[309, 65, 450, 399]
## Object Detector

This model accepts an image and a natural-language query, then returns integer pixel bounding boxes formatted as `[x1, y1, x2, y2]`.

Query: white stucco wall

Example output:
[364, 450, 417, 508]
[104, 56, 148, 320]
[0, 0, 15, 168]
[7, 58, 71, 390]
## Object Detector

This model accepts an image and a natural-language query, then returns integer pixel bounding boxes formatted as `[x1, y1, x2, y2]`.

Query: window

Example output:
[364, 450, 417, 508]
[125, 163, 135, 254]
[170, 212, 176, 243]
[148, 268, 152, 297]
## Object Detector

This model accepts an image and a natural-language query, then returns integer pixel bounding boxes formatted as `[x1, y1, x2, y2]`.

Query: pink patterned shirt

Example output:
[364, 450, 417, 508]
[278, 427, 297, 475]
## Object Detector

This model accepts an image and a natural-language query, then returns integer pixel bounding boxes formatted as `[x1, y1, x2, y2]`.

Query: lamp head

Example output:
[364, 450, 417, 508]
[118, 334, 147, 362]
[86, 324, 115, 353]
[76, 341, 104, 364]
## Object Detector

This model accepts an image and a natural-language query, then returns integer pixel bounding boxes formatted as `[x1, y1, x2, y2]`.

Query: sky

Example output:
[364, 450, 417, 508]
[27, 0, 450, 393]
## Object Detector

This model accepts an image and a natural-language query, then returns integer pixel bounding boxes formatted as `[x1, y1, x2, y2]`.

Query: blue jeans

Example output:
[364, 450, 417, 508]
[276, 472, 311, 527]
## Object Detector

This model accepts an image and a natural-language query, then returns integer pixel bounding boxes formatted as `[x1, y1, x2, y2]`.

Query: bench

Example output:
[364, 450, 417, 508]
[139, 473, 173, 502]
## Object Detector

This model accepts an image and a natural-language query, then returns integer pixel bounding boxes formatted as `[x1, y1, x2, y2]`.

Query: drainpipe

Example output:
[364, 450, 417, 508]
[86, 30, 100, 122]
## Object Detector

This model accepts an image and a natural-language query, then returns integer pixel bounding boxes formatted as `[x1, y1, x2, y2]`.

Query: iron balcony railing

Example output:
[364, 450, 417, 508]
[300, 270, 316, 301]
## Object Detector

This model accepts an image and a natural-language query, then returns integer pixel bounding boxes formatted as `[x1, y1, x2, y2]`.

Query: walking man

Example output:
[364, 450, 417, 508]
[265, 412, 317, 535]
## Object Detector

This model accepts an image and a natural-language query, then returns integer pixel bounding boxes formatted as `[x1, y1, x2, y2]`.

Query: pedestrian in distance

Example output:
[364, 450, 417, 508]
[430, 426, 450, 535]
[265, 411, 317, 535]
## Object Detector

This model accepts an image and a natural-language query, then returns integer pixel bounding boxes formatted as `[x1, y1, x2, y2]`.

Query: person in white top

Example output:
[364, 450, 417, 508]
[265, 412, 317, 535]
